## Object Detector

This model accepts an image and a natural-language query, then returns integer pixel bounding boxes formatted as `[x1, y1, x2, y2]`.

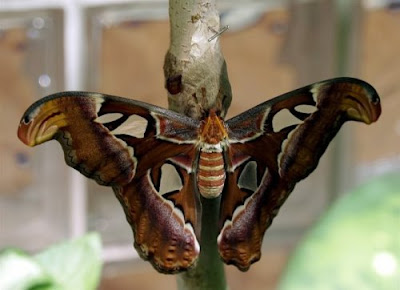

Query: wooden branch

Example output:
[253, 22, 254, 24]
[164, 0, 230, 289]
[164, 0, 232, 120]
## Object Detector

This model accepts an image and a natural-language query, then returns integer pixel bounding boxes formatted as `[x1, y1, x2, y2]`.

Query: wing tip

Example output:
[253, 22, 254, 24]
[312, 77, 381, 124]
[17, 122, 35, 146]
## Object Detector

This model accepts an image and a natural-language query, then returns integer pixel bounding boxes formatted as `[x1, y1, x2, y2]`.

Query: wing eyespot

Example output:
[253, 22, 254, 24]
[23, 115, 31, 124]
[371, 93, 380, 105]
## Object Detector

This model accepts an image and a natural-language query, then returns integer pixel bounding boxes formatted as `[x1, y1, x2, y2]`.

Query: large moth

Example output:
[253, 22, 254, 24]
[18, 77, 381, 273]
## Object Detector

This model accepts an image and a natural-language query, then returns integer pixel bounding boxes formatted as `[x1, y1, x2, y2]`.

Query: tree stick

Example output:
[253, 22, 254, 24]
[164, 0, 231, 289]
[164, 0, 232, 121]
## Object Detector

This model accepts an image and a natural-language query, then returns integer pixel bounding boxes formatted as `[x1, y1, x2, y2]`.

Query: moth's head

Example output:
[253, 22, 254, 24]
[200, 109, 228, 144]
[203, 108, 222, 118]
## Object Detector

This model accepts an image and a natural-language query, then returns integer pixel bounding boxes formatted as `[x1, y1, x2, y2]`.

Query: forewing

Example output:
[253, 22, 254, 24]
[219, 77, 381, 270]
[17, 92, 202, 273]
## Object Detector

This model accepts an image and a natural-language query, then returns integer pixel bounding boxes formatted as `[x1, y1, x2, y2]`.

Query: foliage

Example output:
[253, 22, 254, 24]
[279, 173, 400, 290]
[0, 233, 102, 290]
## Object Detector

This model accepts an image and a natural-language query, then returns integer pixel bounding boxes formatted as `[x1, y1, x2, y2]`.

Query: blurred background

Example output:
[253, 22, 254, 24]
[0, 0, 398, 289]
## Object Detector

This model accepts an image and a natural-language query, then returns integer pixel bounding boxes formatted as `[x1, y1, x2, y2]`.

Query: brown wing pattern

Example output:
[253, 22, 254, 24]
[17, 78, 381, 274]
[219, 78, 381, 271]
[17, 92, 202, 273]
[114, 165, 200, 273]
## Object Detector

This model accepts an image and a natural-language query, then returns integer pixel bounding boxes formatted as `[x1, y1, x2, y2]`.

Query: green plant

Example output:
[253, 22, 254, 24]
[0, 233, 102, 290]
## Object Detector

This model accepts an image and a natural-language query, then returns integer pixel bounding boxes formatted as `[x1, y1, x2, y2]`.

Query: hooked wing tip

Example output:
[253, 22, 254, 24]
[17, 115, 58, 147]
[355, 78, 381, 123]
[346, 80, 381, 124]
[17, 121, 34, 146]
[314, 77, 382, 124]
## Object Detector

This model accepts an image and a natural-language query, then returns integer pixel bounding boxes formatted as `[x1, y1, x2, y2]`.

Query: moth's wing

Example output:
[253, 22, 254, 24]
[114, 153, 201, 274]
[18, 92, 199, 184]
[18, 92, 201, 273]
[219, 77, 381, 271]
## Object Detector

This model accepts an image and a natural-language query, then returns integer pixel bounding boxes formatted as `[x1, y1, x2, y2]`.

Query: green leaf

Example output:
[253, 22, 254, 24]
[0, 249, 54, 290]
[279, 173, 400, 290]
[34, 233, 102, 290]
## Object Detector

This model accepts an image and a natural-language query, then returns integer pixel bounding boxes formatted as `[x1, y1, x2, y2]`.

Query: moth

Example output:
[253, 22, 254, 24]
[18, 77, 381, 273]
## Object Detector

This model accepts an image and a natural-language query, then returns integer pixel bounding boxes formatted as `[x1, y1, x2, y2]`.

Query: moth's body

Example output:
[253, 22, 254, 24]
[196, 111, 228, 198]
[17, 77, 381, 274]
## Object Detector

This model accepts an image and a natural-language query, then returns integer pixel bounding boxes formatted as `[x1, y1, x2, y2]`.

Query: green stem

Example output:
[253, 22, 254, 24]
[177, 197, 227, 290]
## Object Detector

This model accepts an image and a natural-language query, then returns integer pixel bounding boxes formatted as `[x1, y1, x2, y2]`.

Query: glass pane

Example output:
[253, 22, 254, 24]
[0, 10, 67, 252]
[357, 8, 400, 180]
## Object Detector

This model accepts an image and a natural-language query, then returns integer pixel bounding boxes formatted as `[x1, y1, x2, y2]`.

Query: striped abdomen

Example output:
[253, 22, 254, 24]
[197, 151, 226, 198]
